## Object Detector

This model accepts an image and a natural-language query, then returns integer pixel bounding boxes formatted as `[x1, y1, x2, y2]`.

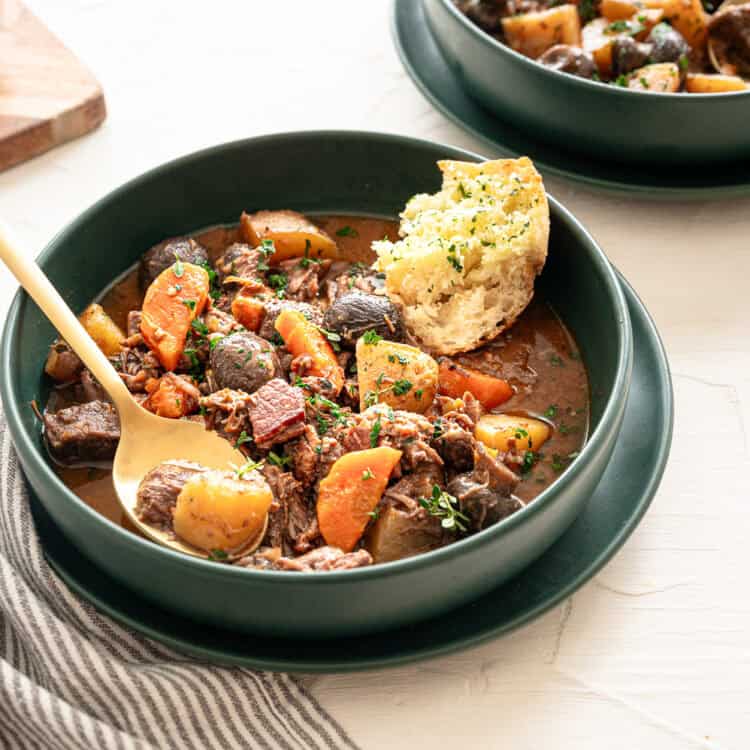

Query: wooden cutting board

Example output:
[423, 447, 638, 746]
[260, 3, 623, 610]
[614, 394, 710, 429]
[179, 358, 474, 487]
[0, 3, 106, 172]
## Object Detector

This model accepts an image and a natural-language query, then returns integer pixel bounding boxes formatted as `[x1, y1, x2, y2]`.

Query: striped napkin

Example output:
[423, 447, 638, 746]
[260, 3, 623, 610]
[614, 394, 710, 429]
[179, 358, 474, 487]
[0, 412, 357, 750]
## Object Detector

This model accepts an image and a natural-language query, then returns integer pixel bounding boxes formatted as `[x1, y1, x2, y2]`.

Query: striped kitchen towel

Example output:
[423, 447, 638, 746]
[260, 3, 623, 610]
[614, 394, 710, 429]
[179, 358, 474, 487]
[0, 413, 358, 750]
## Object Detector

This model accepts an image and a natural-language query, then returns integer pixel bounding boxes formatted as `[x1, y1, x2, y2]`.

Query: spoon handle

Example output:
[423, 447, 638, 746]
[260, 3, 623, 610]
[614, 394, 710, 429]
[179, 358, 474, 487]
[0, 220, 135, 413]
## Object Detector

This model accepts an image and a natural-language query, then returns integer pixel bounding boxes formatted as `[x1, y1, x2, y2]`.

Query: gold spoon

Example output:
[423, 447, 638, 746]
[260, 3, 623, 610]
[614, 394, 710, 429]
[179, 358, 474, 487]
[707, 0, 750, 77]
[0, 220, 267, 560]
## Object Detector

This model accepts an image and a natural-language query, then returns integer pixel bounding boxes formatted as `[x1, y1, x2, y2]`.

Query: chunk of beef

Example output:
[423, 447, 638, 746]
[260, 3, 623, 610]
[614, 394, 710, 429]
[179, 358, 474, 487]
[200, 388, 253, 442]
[343, 405, 443, 473]
[204, 305, 241, 336]
[447, 445, 522, 531]
[273, 546, 373, 572]
[257, 299, 323, 341]
[113, 341, 163, 394]
[248, 378, 306, 448]
[367, 466, 447, 564]
[277, 258, 331, 303]
[44, 340, 83, 383]
[215, 243, 264, 285]
[126, 311, 142, 337]
[43, 401, 120, 464]
[135, 460, 205, 530]
[430, 393, 484, 472]
[261, 464, 318, 554]
[140, 238, 208, 289]
[286, 424, 346, 490]
[320, 261, 386, 305]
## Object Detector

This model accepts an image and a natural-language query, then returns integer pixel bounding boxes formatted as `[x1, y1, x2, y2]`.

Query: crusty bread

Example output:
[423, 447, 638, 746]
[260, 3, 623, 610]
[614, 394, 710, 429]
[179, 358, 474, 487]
[372, 157, 549, 355]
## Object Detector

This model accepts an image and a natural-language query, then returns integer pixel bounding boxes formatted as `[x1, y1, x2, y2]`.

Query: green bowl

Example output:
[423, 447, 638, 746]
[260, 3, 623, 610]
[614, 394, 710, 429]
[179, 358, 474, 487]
[423, 0, 750, 166]
[0, 131, 632, 638]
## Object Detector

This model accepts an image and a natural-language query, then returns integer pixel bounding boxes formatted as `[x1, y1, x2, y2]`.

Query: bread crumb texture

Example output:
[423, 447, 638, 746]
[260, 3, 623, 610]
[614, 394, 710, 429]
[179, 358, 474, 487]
[373, 158, 549, 355]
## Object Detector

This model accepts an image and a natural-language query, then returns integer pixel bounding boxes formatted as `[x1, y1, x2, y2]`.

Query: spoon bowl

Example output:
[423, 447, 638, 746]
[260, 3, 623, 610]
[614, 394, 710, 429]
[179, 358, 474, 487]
[0, 220, 265, 561]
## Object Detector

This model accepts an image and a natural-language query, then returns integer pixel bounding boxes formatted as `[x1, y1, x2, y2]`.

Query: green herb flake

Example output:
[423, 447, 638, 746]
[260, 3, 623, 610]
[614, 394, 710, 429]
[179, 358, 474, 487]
[369, 415, 382, 448]
[362, 330, 383, 345]
[361, 468, 375, 481]
[234, 430, 253, 448]
[267, 451, 291, 468]
[182, 299, 197, 311]
[392, 379, 413, 396]
[418, 485, 469, 532]
[544, 404, 558, 419]
[208, 549, 228, 561]
[336, 225, 359, 238]
[173, 253, 184, 277]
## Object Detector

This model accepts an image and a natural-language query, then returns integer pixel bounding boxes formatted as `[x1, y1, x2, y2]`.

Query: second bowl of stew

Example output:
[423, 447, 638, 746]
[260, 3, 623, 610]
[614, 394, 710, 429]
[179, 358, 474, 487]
[423, 0, 750, 166]
[1, 131, 632, 638]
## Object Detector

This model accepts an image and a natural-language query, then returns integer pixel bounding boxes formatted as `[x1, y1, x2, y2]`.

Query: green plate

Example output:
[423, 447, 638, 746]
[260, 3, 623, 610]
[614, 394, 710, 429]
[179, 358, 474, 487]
[33, 275, 672, 673]
[393, 0, 750, 198]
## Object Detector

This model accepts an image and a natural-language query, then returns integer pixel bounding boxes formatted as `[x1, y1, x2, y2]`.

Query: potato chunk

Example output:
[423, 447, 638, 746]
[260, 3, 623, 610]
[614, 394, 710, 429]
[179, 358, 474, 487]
[173, 469, 272, 553]
[627, 62, 681, 91]
[475, 414, 552, 454]
[356, 337, 438, 414]
[79, 303, 124, 356]
[239, 210, 339, 262]
[502, 5, 582, 59]
[685, 73, 747, 92]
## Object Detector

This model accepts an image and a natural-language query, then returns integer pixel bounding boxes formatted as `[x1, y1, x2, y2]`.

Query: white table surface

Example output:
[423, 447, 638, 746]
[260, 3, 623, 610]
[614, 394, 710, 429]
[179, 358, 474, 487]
[2, 1, 749, 748]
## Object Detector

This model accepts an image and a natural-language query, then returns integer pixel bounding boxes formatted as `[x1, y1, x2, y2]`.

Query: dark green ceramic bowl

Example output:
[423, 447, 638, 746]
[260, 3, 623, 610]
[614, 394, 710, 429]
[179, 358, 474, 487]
[423, 0, 750, 166]
[0, 131, 632, 638]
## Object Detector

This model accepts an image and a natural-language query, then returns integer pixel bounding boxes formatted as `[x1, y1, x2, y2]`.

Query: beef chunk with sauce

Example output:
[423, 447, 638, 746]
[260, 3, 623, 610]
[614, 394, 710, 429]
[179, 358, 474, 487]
[135, 460, 205, 530]
[366, 463, 447, 563]
[448, 444, 522, 531]
[43, 401, 120, 464]
[200, 388, 254, 442]
[140, 238, 208, 289]
[257, 299, 323, 341]
[343, 405, 443, 473]
[44, 340, 83, 383]
[248, 378, 306, 448]
[261, 464, 319, 554]
[216, 243, 266, 286]
[238, 545, 372, 572]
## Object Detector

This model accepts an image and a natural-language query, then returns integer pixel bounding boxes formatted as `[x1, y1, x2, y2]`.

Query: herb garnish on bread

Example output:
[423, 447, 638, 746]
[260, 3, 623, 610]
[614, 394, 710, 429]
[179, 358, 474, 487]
[373, 158, 549, 355]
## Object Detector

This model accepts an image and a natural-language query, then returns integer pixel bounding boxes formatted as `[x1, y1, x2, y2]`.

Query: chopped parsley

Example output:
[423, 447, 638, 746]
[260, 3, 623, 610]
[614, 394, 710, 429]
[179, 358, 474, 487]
[362, 330, 383, 345]
[549, 354, 564, 367]
[234, 430, 253, 448]
[267, 451, 291, 468]
[447, 244, 464, 272]
[173, 254, 184, 277]
[432, 418, 444, 440]
[521, 450, 537, 474]
[257, 239, 275, 271]
[369, 415, 382, 447]
[544, 405, 558, 419]
[191, 318, 209, 337]
[318, 327, 342, 352]
[387, 353, 409, 365]
[419, 486, 469, 532]
[414, 389, 423, 400]
[236, 458, 264, 479]
[268, 273, 288, 299]
[392, 379, 413, 396]
[208, 549, 228, 561]
[578, 0, 596, 22]
[182, 299, 197, 311]
[336, 225, 359, 238]
[361, 468, 375, 481]
[606, 19, 631, 32]
[298, 240, 322, 269]
[368, 507, 380, 520]
[458, 182, 471, 199]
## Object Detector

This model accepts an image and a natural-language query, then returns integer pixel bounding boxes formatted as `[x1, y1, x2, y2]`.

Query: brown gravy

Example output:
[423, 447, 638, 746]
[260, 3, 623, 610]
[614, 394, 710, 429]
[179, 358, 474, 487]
[55, 215, 588, 521]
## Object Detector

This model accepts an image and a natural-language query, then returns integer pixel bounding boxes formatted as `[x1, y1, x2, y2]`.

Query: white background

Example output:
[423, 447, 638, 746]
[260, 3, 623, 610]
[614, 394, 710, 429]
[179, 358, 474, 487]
[2, 2, 749, 748]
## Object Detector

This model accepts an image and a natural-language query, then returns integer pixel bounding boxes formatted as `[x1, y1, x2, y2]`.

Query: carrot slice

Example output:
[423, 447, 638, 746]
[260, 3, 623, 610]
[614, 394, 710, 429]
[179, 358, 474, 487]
[231, 292, 267, 333]
[275, 309, 345, 394]
[438, 359, 513, 410]
[317, 447, 403, 552]
[140, 262, 209, 371]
